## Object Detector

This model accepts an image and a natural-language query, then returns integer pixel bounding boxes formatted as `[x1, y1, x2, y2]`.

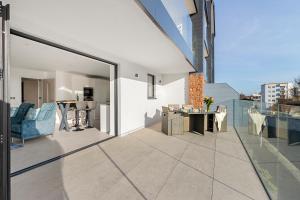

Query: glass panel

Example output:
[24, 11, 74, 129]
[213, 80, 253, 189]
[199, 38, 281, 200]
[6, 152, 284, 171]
[137, 0, 194, 64]
[233, 100, 300, 200]
[9, 36, 115, 174]
[160, 0, 193, 49]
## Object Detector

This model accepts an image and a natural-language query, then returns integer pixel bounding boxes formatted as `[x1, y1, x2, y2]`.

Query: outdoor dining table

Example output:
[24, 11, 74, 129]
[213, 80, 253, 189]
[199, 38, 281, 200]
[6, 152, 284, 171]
[184, 111, 217, 135]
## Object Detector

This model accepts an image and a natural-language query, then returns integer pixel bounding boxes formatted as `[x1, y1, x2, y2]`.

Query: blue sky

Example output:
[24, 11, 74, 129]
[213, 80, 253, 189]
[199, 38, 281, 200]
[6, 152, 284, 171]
[215, 0, 300, 95]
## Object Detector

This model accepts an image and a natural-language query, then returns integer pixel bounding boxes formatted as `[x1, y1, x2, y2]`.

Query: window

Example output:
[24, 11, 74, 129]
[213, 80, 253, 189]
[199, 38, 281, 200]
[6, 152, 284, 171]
[147, 74, 155, 99]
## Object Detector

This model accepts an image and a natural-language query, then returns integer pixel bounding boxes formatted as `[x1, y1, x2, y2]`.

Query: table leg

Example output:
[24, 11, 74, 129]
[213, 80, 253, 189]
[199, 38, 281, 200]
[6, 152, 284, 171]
[190, 114, 205, 135]
[59, 103, 70, 131]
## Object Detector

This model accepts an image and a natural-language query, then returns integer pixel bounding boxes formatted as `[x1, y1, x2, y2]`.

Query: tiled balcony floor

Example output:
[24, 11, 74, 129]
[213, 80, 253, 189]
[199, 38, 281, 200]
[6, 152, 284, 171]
[11, 123, 269, 200]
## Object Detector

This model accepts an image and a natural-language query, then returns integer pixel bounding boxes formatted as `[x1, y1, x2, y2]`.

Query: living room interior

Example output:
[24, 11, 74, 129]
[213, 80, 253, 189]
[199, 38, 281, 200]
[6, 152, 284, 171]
[9, 34, 115, 173]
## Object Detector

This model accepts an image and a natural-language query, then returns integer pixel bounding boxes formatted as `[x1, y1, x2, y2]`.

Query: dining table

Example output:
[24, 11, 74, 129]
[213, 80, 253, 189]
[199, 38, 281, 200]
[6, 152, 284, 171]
[56, 100, 77, 131]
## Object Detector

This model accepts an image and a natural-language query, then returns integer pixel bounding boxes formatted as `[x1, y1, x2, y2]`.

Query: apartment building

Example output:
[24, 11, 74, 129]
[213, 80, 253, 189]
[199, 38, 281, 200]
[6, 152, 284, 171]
[190, 0, 216, 83]
[205, 0, 216, 83]
[261, 82, 293, 104]
[240, 93, 261, 101]
[252, 93, 262, 101]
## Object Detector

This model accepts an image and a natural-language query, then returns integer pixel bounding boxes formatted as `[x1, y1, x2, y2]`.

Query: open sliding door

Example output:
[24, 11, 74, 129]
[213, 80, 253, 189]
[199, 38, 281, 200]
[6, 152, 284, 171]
[0, 2, 10, 200]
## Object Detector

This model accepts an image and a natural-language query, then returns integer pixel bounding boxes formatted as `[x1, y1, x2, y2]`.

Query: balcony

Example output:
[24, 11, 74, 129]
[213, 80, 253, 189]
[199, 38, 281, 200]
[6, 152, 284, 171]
[136, 0, 194, 66]
[11, 123, 268, 200]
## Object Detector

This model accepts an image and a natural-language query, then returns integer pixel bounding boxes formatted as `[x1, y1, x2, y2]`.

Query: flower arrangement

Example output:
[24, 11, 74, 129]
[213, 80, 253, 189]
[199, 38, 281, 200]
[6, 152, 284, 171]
[204, 96, 214, 112]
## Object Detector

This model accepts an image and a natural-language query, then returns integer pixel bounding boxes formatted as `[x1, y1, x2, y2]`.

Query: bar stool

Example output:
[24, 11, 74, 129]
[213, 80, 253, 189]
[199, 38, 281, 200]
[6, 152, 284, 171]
[85, 101, 97, 128]
[73, 101, 87, 131]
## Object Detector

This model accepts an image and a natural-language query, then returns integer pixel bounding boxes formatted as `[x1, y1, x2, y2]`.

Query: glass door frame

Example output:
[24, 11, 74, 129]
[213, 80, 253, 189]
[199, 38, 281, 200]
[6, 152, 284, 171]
[0, 2, 10, 200]
[9, 23, 119, 176]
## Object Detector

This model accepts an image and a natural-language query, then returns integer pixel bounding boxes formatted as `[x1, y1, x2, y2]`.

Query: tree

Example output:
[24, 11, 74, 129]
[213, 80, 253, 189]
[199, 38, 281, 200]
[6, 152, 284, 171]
[291, 76, 300, 98]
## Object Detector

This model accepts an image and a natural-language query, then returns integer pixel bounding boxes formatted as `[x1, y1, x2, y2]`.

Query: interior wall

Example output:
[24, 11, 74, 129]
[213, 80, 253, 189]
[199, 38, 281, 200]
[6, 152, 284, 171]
[22, 79, 39, 108]
[55, 71, 109, 103]
[55, 71, 110, 129]
[10, 68, 110, 108]
[10, 68, 52, 107]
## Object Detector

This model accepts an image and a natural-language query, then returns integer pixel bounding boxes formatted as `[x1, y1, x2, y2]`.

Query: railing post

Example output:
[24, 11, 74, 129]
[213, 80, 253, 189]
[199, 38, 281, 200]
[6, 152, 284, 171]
[232, 99, 235, 128]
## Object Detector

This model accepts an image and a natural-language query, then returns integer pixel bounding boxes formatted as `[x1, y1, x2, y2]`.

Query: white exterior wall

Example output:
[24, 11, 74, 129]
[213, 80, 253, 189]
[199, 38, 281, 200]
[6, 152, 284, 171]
[118, 64, 189, 135]
[162, 73, 189, 106]
[118, 61, 163, 135]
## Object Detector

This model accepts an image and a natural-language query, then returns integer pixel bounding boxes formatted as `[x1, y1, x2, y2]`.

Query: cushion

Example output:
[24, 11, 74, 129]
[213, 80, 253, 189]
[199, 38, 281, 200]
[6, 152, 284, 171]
[36, 103, 56, 120]
[25, 108, 40, 120]
[37, 109, 48, 120]
[13, 103, 34, 123]
[10, 107, 19, 117]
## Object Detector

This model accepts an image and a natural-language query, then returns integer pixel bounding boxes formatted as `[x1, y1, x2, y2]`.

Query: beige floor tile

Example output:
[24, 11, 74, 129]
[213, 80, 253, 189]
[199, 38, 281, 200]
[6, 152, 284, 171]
[61, 146, 108, 177]
[63, 157, 124, 200]
[214, 152, 269, 200]
[216, 130, 241, 144]
[180, 143, 215, 177]
[190, 133, 217, 150]
[12, 147, 123, 200]
[126, 150, 178, 200]
[212, 181, 252, 200]
[175, 132, 217, 150]
[99, 177, 145, 200]
[173, 133, 197, 145]
[12, 160, 68, 200]
[216, 138, 249, 162]
[99, 136, 154, 173]
[11, 128, 110, 172]
[133, 129, 188, 159]
[156, 163, 213, 200]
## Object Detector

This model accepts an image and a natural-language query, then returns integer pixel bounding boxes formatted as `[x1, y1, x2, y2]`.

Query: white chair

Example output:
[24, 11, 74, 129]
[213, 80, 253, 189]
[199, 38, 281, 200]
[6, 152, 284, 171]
[215, 105, 227, 132]
[73, 101, 87, 131]
[85, 101, 97, 128]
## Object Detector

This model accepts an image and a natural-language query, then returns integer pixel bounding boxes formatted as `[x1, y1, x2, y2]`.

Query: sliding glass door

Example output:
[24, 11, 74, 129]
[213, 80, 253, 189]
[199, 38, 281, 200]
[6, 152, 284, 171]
[0, 2, 10, 200]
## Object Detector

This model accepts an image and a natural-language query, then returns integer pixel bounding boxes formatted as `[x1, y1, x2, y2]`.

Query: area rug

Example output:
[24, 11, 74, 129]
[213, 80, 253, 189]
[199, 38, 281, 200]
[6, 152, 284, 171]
[10, 143, 23, 150]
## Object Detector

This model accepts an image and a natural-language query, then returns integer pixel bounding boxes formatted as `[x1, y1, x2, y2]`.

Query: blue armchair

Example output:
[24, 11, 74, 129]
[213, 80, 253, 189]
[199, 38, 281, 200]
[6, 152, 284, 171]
[11, 103, 57, 144]
[11, 103, 34, 135]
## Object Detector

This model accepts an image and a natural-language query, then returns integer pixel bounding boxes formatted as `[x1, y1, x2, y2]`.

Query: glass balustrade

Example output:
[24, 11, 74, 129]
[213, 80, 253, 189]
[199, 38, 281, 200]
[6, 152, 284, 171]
[160, 0, 193, 50]
[137, 0, 194, 65]
[232, 99, 300, 200]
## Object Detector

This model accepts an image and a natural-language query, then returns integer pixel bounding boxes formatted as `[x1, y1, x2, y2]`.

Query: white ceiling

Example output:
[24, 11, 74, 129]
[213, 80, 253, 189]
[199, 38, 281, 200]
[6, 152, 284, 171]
[11, 35, 111, 77]
[4, 0, 194, 74]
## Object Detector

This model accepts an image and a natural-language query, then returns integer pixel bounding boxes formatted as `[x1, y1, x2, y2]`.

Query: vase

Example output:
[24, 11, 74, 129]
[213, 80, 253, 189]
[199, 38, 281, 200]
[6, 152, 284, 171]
[207, 104, 211, 112]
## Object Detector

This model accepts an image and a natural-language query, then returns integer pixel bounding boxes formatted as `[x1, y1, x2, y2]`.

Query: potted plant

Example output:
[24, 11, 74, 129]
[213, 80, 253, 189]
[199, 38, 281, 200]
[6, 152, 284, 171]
[204, 96, 214, 112]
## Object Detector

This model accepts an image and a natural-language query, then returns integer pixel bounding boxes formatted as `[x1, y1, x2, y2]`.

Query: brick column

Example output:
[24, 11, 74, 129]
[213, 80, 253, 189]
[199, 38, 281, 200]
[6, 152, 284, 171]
[189, 73, 204, 108]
